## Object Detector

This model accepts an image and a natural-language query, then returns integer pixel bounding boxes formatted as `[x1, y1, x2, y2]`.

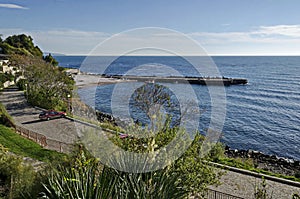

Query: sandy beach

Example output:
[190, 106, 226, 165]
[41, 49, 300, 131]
[74, 74, 135, 88]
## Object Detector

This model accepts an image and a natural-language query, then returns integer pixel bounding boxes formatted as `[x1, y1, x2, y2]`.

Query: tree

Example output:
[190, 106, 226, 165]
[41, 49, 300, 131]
[130, 83, 182, 129]
[9, 54, 74, 110]
[43, 53, 58, 66]
[24, 60, 74, 110]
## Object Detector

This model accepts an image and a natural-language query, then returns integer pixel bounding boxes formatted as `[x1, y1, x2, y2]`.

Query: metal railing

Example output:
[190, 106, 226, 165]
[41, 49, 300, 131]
[15, 124, 73, 153]
[205, 189, 245, 199]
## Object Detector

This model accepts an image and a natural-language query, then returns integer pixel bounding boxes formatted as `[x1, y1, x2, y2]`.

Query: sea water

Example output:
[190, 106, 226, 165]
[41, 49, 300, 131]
[56, 56, 300, 160]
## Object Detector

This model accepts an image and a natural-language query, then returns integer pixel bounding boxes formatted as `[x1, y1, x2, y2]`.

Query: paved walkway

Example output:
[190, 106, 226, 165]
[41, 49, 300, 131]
[1, 88, 299, 198]
[210, 168, 300, 199]
[0, 88, 78, 143]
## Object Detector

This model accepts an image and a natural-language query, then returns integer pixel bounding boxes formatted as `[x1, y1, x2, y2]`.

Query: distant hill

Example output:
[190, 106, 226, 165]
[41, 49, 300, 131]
[0, 34, 43, 57]
[0, 34, 59, 66]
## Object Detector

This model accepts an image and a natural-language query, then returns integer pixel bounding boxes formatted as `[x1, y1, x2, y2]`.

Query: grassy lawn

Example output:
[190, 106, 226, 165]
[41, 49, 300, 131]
[0, 124, 66, 162]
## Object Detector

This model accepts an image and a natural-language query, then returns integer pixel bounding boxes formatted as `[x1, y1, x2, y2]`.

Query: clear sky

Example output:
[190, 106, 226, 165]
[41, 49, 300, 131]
[1, 0, 300, 55]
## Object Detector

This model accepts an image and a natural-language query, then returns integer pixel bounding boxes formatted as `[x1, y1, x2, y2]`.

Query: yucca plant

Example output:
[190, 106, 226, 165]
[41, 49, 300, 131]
[42, 149, 117, 199]
[41, 149, 189, 199]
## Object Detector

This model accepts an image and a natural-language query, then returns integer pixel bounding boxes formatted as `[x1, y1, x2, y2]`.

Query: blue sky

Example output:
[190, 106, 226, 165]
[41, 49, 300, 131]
[1, 0, 300, 55]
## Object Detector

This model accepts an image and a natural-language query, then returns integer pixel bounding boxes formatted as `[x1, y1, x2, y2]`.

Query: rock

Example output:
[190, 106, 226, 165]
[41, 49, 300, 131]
[224, 146, 300, 177]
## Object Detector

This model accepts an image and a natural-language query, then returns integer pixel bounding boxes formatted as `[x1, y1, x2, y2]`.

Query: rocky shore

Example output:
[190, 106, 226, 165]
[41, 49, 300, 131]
[225, 146, 300, 177]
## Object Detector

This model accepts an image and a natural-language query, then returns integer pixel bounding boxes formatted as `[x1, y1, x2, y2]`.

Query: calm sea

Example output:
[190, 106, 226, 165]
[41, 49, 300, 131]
[56, 56, 300, 160]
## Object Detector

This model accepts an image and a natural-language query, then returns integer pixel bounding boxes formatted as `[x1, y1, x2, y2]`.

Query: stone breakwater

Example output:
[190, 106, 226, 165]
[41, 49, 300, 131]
[103, 74, 248, 86]
[225, 146, 300, 177]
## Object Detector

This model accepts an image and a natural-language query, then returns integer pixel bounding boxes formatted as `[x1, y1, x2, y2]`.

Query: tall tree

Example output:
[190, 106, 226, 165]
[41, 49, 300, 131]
[24, 60, 74, 110]
[43, 53, 58, 66]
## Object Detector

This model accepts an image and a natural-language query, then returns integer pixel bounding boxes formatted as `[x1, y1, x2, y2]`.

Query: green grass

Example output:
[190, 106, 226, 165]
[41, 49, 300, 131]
[0, 124, 66, 162]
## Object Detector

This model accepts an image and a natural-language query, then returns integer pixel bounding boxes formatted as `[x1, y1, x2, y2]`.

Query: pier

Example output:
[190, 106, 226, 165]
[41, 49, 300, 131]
[102, 75, 248, 86]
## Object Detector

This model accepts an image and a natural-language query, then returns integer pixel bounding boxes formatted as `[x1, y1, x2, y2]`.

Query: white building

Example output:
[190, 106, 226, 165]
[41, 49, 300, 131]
[0, 55, 20, 76]
[0, 55, 16, 88]
[0, 54, 10, 72]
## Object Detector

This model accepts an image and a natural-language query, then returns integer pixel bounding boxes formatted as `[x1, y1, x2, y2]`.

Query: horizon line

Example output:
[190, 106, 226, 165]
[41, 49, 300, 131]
[54, 53, 300, 57]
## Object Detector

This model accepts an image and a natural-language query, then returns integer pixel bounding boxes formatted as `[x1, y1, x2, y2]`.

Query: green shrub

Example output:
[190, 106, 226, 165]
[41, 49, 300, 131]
[0, 144, 37, 199]
[3, 34, 43, 57]
[254, 177, 273, 199]
[0, 73, 14, 86]
[43, 53, 58, 66]
[16, 79, 27, 91]
[0, 104, 14, 128]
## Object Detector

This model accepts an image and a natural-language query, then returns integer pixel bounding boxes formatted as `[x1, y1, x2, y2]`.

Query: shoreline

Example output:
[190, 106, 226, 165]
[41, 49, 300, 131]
[225, 146, 300, 177]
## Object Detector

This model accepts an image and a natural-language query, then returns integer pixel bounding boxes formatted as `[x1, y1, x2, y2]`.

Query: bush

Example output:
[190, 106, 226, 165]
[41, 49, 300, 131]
[0, 144, 37, 199]
[0, 73, 14, 87]
[0, 104, 14, 128]
[16, 79, 27, 91]
[254, 177, 273, 199]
